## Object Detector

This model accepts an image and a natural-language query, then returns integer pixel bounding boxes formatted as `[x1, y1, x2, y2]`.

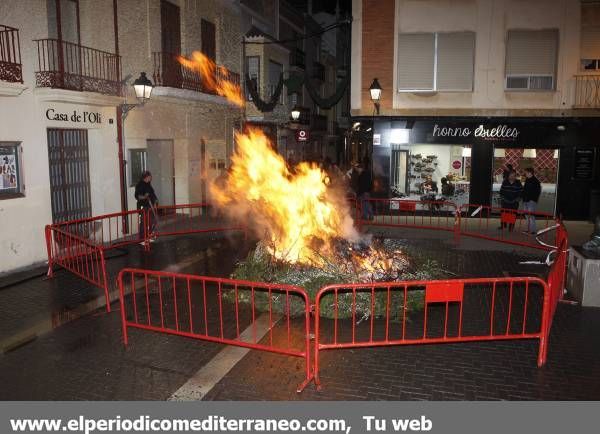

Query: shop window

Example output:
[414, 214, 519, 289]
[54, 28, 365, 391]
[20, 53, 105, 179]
[505, 29, 558, 91]
[397, 32, 475, 92]
[129, 149, 147, 186]
[0, 142, 24, 199]
[492, 148, 559, 215]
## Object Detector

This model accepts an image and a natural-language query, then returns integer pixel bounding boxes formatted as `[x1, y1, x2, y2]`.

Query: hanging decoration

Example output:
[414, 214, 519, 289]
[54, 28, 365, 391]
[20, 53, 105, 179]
[245, 73, 284, 112]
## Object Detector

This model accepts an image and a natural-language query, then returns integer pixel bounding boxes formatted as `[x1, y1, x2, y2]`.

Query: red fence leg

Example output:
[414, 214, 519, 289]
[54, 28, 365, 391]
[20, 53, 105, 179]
[117, 270, 129, 346]
[45, 225, 54, 278]
[100, 250, 111, 313]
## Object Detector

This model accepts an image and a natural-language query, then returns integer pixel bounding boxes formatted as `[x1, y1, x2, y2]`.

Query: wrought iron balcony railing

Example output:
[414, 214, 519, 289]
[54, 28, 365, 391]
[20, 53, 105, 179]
[153, 52, 240, 96]
[574, 74, 600, 109]
[0, 25, 23, 83]
[34, 39, 121, 96]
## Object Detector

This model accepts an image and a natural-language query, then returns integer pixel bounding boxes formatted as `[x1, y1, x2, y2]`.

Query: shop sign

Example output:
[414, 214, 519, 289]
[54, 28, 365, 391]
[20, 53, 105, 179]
[295, 129, 309, 142]
[432, 124, 519, 141]
[573, 148, 595, 180]
[45, 108, 102, 125]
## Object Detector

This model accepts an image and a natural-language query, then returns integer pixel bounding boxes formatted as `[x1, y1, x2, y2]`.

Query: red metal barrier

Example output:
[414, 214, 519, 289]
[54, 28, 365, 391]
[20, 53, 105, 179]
[51, 209, 147, 251]
[45, 225, 111, 311]
[459, 204, 557, 250]
[313, 277, 551, 389]
[152, 203, 245, 239]
[117, 268, 313, 392]
[357, 198, 460, 235]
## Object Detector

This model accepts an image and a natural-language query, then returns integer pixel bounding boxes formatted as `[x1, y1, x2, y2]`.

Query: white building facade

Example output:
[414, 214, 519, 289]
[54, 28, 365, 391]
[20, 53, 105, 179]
[0, 0, 243, 274]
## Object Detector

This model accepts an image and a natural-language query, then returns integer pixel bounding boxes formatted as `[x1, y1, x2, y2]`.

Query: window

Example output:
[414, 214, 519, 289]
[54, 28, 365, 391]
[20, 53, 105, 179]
[505, 29, 558, 91]
[581, 59, 600, 71]
[245, 56, 260, 101]
[268, 60, 284, 104]
[201, 19, 216, 61]
[129, 149, 147, 186]
[581, 3, 600, 71]
[397, 32, 475, 92]
[0, 142, 24, 198]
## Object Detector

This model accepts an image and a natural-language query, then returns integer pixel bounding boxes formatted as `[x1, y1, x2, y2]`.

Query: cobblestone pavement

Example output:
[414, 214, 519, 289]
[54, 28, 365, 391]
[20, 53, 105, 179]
[2, 228, 598, 400]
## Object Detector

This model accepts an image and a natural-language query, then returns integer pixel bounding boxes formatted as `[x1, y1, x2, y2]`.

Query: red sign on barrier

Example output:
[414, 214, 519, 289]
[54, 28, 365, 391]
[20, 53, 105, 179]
[425, 282, 464, 303]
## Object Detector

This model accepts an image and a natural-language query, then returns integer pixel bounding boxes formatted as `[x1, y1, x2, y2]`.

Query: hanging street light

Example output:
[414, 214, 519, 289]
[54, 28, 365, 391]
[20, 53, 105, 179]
[369, 78, 382, 115]
[291, 104, 301, 122]
[117, 72, 155, 233]
[133, 72, 154, 103]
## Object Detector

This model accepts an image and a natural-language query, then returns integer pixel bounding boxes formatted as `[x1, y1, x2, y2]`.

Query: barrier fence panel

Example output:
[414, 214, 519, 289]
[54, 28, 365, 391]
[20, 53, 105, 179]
[459, 204, 557, 250]
[313, 277, 550, 389]
[357, 198, 459, 234]
[51, 209, 146, 251]
[45, 225, 111, 311]
[117, 269, 313, 392]
[151, 203, 245, 239]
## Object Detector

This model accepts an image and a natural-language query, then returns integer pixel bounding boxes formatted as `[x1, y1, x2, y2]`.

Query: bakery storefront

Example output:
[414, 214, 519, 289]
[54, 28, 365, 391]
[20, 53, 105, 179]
[362, 117, 599, 220]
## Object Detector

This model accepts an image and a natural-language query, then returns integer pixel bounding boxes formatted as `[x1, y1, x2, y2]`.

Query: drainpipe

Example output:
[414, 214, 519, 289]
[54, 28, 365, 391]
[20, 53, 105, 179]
[114, 0, 129, 231]
[117, 106, 129, 232]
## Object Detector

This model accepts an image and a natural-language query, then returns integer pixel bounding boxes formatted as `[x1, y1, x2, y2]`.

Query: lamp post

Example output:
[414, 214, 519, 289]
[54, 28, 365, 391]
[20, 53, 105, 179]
[369, 78, 382, 115]
[117, 72, 154, 232]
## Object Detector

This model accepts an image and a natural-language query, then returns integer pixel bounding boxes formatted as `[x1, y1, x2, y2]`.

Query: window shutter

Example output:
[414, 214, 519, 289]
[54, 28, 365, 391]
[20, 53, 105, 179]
[581, 4, 600, 59]
[397, 33, 435, 90]
[436, 32, 475, 91]
[505, 29, 558, 76]
[201, 19, 216, 61]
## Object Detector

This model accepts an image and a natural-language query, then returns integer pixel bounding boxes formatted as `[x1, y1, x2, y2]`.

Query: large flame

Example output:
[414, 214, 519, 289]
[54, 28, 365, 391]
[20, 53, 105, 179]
[178, 51, 245, 107]
[211, 128, 357, 265]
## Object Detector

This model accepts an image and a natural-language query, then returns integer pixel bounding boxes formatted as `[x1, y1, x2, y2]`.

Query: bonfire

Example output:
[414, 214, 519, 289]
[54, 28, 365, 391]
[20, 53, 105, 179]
[179, 52, 445, 318]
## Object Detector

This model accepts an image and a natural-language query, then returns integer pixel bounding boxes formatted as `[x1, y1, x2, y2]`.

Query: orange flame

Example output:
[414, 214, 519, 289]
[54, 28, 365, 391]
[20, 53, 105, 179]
[210, 127, 357, 265]
[178, 51, 245, 107]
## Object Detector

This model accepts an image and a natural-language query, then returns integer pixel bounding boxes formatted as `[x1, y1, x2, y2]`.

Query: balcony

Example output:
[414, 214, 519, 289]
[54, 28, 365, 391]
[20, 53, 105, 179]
[34, 39, 121, 96]
[289, 48, 305, 70]
[311, 113, 327, 132]
[153, 52, 240, 96]
[0, 25, 23, 83]
[311, 61, 325, 81]
[574, 74, 600, 109]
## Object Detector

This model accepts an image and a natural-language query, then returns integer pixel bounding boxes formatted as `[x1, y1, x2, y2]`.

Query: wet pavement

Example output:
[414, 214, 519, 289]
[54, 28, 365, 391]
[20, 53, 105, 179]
[1, 227, 598, 400]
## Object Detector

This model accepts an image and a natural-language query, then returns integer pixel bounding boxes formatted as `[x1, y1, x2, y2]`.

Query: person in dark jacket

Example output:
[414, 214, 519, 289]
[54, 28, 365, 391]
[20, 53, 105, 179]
[135, 171, 158, 238]
[522, 167, 542, 234]
[502, 163, 514, 180]
[499, 170, 522, 231]
[357, 165, 373, 220]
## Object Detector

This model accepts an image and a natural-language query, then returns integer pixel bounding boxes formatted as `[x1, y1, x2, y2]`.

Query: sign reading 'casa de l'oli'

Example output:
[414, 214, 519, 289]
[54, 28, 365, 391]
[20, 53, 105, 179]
[432, 124, 520, 140]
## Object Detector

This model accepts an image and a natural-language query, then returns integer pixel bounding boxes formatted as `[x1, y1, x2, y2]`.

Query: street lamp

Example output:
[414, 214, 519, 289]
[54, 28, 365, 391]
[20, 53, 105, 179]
[369, 78, 382, 115]
[133, 72, 153, 103]
[117, 72, 154, 233]
[291, 104, 301, 122]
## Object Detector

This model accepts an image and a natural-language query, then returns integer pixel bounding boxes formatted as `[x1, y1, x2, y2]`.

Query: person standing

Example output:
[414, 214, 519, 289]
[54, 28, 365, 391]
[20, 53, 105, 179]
[499, 170, 522, 232]
[135, 171, 158, 239]
[522, 167, 542, 235]
[357, 164, 373, 220]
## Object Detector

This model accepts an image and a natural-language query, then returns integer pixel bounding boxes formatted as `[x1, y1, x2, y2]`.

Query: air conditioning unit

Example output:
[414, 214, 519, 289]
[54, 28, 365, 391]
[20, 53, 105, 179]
[505, 75, 554, 90]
